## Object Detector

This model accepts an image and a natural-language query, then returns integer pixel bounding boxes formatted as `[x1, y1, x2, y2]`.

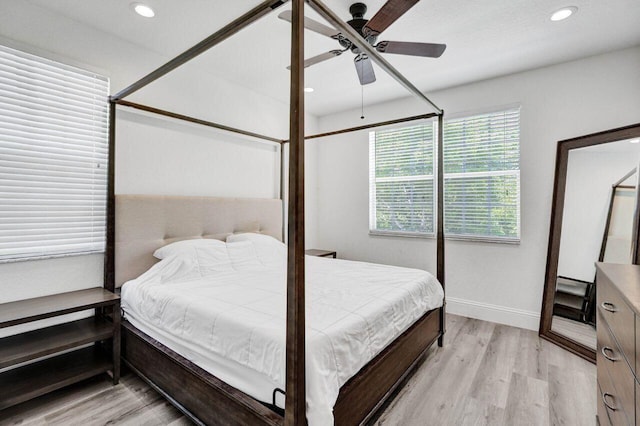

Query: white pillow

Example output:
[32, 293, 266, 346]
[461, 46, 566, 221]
[226, 240, 262, 270]
[154, 239, 234, 275]
[226, 233, 285, 268]
[153, 238, 226, 259]
[130, 249, 205, 285]
[159, 254, 202, 284]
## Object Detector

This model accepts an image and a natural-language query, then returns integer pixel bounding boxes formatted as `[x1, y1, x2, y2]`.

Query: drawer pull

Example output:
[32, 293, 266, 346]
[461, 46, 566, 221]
[602, 392, 618, 411]
[601, 346, 619, 362]
[601, 302, 617, 313]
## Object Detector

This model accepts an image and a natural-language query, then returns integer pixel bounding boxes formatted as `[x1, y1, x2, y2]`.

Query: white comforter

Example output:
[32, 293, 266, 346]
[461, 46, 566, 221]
[121, 248, 443, 425]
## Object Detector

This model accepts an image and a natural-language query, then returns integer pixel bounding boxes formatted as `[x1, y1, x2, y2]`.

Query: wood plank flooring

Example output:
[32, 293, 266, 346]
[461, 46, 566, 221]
[376, 315, 596, 426]
[0, 315, 596, 426]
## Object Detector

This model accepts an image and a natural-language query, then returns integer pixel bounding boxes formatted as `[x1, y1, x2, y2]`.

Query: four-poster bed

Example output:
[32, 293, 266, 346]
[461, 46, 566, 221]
[105, 0, 446, 424]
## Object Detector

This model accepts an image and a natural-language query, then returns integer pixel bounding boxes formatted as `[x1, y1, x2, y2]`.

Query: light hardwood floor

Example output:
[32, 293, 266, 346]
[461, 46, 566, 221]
[376, 315, 596, 425]
[0, 315, 596, 426]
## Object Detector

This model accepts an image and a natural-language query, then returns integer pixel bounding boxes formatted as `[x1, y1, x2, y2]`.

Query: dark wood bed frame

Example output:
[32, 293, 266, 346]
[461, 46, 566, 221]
[106, 1, 446, 425]
[122, 308, 442, 426]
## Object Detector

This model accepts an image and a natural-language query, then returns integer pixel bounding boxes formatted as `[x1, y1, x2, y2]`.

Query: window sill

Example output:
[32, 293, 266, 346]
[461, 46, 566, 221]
[369, 230, 520, 245]
[0, 251, 105, 265]
[369, 230, 435, 239]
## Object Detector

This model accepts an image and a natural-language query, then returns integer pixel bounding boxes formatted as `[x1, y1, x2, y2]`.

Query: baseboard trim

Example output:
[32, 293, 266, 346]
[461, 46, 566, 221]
[447, 297, 540, 331]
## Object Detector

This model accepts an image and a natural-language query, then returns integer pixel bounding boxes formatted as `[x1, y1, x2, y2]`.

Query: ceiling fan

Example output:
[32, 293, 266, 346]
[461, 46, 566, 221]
[278, 0, 446, 85]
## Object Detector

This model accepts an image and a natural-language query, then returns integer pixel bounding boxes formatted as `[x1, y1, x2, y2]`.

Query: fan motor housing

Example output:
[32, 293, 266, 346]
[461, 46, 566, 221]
[349, 2, 367, 18]
[342, 3, 378, 53]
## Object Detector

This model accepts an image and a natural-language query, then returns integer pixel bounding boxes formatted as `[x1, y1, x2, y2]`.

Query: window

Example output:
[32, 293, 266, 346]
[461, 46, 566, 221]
[369, 123, 435, 235]
[443, 109, 520, 241]
[0, 44, 110, 261]
[369, 107, 520, 242]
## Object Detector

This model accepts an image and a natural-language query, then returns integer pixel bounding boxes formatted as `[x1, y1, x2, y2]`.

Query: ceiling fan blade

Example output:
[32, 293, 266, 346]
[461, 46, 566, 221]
[354, 54, 376, 85]
[363, 0, 420, 37]
[376, 41, 446, 58]
[278, 10, 341, 38]
[286, 50, 343, 70]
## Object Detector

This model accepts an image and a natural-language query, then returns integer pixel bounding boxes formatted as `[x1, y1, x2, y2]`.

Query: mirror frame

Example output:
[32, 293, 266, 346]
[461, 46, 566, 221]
[540, 123, 640, 363]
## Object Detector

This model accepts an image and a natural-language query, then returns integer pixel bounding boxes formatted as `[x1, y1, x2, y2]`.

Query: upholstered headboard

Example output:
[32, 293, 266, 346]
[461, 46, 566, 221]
[115, 194, 283, 288]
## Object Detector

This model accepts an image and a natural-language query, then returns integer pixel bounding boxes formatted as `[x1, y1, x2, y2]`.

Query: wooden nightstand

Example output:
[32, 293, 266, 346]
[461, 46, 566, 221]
[306, 249, 337, 258]
[0, 288, 120, 410]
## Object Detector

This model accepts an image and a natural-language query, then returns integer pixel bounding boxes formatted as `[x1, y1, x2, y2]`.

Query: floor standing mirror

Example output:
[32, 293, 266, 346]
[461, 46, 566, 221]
[540, 123, 640, 362]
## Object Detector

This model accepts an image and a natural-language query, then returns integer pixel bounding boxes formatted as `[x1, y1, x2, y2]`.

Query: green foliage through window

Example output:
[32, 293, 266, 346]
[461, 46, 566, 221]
[370, 125, 434, 234]
[370, 108, 520, 241]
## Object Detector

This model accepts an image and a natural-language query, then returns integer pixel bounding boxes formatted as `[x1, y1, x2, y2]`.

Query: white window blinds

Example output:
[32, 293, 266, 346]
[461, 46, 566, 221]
[369, 107, 520, 242]
[369, 123, 435, 235]
[0, 45, 110, 261]
[443, 108, 520, 241]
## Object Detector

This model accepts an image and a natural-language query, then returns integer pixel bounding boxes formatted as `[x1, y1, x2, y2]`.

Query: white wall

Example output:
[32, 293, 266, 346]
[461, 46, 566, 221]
[314, 46, 640, 330]
[115, 110, 279, 198]
[0, 2, 318, 335]
[2, 1, 638, 336]
[558, 149, 640, 282]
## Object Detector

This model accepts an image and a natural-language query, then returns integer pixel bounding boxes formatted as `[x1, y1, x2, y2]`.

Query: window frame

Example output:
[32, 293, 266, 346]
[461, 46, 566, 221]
[369, 122, 437, 237]
[369, 105, 521, 244]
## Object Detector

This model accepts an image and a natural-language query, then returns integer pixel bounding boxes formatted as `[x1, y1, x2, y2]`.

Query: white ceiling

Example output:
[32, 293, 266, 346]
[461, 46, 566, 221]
[26, 0, 640, 117]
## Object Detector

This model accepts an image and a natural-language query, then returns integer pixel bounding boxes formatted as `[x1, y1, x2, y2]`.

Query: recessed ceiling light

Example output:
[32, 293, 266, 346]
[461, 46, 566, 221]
[550, 6, 577, 21]
[304, 87, 314, 93]
[630, 139, 640, 144]
[131, 3, 155, 18]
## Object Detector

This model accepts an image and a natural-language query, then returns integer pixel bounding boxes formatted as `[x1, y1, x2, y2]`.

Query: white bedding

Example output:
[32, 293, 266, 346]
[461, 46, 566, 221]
[121, 241, 443, 425]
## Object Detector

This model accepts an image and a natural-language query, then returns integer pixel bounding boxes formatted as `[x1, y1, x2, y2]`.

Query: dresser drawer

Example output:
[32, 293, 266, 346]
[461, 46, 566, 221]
[597, 381, 612, 426]
[636, 315, 640, 373]
[637, 381, 640, 426]
[598, 272, 635, 369]
[597, 310, 635, 424]
[597, 367, 632, 426]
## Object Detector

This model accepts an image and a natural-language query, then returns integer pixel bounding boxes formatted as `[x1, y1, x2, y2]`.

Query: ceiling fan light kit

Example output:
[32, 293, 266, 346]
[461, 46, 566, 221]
[279, 0, 446, 86]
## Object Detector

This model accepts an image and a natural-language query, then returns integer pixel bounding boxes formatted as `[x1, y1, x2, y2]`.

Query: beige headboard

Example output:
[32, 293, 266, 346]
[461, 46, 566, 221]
[115, 194, 283, 288]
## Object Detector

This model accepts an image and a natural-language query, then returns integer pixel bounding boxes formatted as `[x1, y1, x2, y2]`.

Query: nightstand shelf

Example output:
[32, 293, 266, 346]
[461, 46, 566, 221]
[0, 346, 112, 410]
[306, 249, 337, 258]
[0, 288, 120, 410]
[0, 317, 114, 369]
[0, 288, 119, 328]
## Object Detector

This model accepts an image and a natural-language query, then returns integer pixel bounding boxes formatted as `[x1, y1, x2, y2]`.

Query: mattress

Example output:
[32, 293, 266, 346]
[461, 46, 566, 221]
[121, 249, 443, 425]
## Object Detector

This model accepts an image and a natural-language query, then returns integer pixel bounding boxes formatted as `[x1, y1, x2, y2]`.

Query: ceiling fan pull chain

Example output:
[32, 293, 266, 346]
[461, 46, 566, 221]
[361, 84, 365, 120]
[360, 63, 365, 119]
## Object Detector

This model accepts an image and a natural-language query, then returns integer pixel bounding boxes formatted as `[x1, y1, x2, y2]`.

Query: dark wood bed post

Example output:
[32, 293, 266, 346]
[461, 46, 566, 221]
[106, 1, 448, 423]
[281, 113, 439, 142]
[106, 0, 291, 295]
[280, 145, 286, 241]
[111, 0, 289, 101]
[437, 112, 445, 347]
[105, 100, 116, 293]
[305, 0, 446, 347]
[598, 167, 637, 262]
[285, 0, 306, 424]
[114, 100, 284, 144]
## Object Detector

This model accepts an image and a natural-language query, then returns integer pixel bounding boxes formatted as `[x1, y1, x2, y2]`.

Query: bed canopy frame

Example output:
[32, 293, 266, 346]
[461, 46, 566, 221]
[105, 0, 445, 424]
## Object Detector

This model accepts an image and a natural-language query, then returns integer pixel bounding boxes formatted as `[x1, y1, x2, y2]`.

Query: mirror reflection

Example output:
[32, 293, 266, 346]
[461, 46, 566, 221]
[551, 138, 640, 350]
